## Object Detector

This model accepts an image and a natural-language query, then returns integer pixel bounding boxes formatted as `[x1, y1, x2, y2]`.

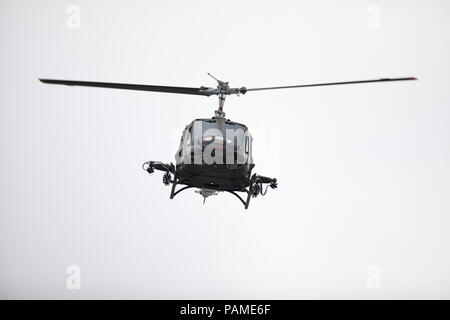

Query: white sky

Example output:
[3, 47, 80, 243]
[1, 0, 449, 298]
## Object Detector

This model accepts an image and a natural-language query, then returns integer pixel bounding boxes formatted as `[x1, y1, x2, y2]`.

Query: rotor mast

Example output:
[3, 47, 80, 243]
[208, 73, 229, 118]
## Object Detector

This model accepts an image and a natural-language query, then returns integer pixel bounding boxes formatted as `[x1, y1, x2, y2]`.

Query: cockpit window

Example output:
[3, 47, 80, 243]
[176, 119, 251, 165]
[191, 120, 246, 147]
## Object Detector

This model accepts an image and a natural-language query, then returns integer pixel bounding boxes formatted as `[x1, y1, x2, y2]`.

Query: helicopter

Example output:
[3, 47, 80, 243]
[39, 74, 417, 209]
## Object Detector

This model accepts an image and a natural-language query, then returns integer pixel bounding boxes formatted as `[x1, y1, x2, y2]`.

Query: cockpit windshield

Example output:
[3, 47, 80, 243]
[176, 119, 251, 165]
[191, 119, 246, 147]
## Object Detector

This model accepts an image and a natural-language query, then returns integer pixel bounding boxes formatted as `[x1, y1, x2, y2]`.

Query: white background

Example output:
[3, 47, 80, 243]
[1, 0, 449, 299]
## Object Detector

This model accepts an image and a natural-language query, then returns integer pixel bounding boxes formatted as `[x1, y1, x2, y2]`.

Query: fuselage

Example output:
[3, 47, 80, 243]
[174, 118, 254, 191]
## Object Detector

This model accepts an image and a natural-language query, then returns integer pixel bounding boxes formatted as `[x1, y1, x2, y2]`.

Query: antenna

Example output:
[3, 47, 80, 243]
[207, 72, 221, 83]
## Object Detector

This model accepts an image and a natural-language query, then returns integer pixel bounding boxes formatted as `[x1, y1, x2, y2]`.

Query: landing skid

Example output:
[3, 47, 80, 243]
[143, 161, 277, 209]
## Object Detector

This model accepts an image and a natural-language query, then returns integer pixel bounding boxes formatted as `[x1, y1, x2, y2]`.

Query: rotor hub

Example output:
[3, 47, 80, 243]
[206, 73, 247, 118]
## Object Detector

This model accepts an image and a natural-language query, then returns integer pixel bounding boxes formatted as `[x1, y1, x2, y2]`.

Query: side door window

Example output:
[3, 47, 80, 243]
[245, 135, 249, 154]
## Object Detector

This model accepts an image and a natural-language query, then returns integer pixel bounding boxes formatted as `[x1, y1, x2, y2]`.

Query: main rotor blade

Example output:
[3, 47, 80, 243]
[244, 77, 418, 92]
[39, 79, 213, 96]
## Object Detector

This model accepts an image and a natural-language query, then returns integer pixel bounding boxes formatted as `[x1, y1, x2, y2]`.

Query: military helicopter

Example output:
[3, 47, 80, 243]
[39, 74, 417, 208]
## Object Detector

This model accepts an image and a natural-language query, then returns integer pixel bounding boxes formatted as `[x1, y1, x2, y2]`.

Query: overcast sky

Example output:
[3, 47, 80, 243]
[1, 0, 449, 299]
